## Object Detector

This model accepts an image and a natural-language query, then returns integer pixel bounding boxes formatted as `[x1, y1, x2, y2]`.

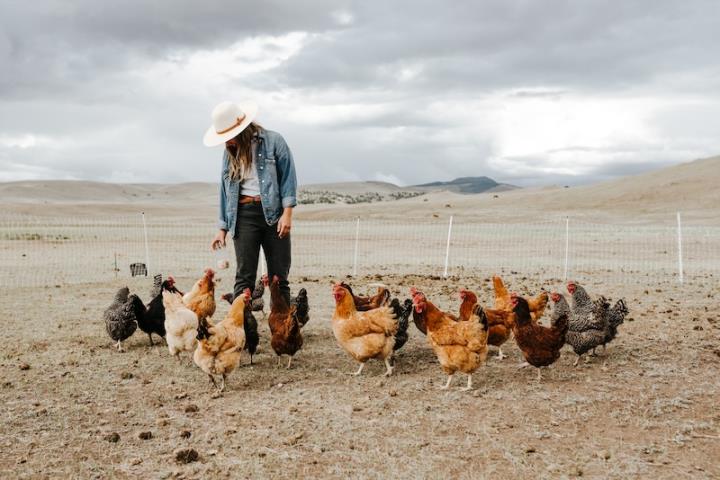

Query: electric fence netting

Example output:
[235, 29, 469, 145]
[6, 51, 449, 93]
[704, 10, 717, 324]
[0, 213, 717, 288]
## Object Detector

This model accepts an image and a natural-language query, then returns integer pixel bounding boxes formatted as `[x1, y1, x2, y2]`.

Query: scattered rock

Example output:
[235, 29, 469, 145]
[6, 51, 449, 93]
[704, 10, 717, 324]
[525, 446, 536, 453]
[18, 363, 30, 371]
[174, 392, 188, 400]
[175, 448, 199, 464]
[120, 372, 133, 380]
[131, 459, 142, 466]
[352, 406, 363, 412]
[105, 432, 120, 443]
[597, 450, 611, 460]
[180, 430, 192, 439]
[184, 404, 199, 413]
[138, 431, 153, 440]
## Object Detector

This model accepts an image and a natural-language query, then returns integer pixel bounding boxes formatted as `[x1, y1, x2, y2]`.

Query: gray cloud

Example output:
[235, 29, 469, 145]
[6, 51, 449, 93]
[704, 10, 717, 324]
[0, 0, 719, 187]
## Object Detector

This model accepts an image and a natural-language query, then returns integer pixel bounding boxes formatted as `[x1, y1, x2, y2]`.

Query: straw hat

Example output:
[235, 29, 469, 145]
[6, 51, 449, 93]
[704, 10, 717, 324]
[203, 101, 258, 147]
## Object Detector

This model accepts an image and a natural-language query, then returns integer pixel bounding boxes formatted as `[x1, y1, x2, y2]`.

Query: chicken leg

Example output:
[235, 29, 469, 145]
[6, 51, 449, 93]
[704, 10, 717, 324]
[208, 374, 218, 389]
[496, 347, 506, 360]
[440, 375, 454, 390]
[573, 355, 582, 367]
[383, 358, 394, 377]
[460, 374, 473, 391]
[517, 361, 529, 369]
[536, 368, 543, 381]
[115, 340, 124, 352]
[352, 363, 365, 376]
[287, 356, 293, 369]
[220, 374, 227, 392]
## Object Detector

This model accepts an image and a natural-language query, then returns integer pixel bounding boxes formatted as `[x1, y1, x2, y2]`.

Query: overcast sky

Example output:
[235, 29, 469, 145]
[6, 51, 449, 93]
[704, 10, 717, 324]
[1, 0, 719, 186]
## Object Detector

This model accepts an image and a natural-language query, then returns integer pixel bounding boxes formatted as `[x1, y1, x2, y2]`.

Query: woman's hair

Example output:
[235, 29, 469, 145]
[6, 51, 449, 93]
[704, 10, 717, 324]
[228, 122, 263, 181]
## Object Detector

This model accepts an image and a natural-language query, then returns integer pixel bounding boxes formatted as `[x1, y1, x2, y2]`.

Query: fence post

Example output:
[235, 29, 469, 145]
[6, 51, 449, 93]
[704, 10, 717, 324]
[352, 217, 360, 276]
[563, 216, 570, 281]
[443, 215, 454, 278]
[141, 212, 150, 276]
[676, 211, 684, 284]
[260, 247, 267, 277]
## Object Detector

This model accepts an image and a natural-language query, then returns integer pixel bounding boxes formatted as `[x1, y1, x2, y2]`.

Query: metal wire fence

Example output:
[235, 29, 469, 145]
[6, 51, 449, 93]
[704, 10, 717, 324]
[0, 213, 717, 287]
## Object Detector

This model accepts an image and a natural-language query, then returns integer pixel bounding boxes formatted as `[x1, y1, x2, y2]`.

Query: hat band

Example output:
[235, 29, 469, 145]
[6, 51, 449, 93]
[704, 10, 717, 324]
[216, 114, 246, 135]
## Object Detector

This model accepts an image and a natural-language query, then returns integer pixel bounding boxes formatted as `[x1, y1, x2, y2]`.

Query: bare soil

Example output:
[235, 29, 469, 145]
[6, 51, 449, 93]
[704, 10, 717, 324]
[1, 273, 719, 479]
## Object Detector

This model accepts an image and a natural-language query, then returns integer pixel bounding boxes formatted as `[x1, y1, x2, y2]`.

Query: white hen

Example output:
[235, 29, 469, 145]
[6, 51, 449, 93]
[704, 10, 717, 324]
[162, 290, 198, 362]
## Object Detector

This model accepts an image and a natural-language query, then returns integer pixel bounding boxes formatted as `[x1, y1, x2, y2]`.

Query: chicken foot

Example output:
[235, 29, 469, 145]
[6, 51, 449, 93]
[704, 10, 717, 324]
[115, 340, 124, 352]
[496, 347, 506, 360]
[350, 363, 365, 376]
[287, 356, 293, 369]
[440, 375, 454, 390]
[383, 358, 394, 377]
[460, 375, 473, 391]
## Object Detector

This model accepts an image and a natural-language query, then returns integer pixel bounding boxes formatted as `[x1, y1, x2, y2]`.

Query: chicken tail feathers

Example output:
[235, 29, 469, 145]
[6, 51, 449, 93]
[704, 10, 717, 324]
[390, 298, 412, 352]
[472, 304, 489, 331]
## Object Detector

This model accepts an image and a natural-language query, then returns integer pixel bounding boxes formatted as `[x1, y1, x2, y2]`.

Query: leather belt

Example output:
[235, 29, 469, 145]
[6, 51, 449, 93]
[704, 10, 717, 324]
[239, 195, 262, 205]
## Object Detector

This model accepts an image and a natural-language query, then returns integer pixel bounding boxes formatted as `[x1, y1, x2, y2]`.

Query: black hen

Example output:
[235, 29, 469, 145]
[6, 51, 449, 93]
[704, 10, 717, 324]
[104, 287, 140, 352]
[291, 288, 310, 327]
[390, 298, 413, 352]
[141, 275, 182, 346]
[251, 277, 265, 313]
[243, 303, 260, 364]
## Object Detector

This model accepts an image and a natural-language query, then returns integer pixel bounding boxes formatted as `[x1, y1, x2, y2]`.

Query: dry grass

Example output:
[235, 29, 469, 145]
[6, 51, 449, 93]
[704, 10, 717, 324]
[1, 273, 718, 478]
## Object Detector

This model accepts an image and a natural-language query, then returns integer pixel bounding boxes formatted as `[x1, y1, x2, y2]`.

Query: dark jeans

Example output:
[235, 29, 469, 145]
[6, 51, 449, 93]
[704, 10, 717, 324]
[233, 202, 291, 304]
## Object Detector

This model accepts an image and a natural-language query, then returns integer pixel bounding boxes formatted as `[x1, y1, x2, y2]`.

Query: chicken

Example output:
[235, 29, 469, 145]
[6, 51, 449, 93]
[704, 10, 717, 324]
[141, 275, 183, 346]
[193, 289, 250, 391]
[268, 275, 305, 368]
[221, 292, 260, 364]
[163, 290, 199, 362]
[409, 286, 458, 334]
[331, 283, 403, 376]
[339, 282, 390, 311]
[411, 289, 489, 391]
[103, 287, 142, 352]
[458, 289, 514, 360]
[243, 303, 260, 364]
[389, 298, 413, 354]
[602, 298, 629, 351]
[290, 288, 310, 327]
[493, 275, 548, 321]
[566, 281, 606, 332]
[511, 293, 568, 380]
[552, 292, 608, 367]
[183, 268, 216, 322]
[250, 274, 267, 315]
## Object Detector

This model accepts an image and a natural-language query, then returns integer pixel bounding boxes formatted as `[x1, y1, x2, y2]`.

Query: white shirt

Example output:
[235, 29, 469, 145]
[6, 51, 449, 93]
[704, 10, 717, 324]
[229, 141, 261, 197]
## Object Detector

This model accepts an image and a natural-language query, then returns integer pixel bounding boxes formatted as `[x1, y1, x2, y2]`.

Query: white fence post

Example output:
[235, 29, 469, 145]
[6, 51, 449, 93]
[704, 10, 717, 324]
[260, 247, 267, 277]
[443, 215, 454, 278]
[141, 212, 150, 276]
[677, 211, 684, 284]
[563, 216, 570, 281]
[352, 217, 360, 276]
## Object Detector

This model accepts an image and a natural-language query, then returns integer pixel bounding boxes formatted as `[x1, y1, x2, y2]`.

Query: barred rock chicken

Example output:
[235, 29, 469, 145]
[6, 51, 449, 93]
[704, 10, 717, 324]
[104, 287, 142, 352]
[493, 276, 548, 321]
[339, 282, 390, 311]
[193, 289, 250, 391]
[411, 289, 489, 391]
[331, 284, 406, 376]
[220, 292, 260, 365]
[183, 268, 216, 322]
[291, 288, 310, 327]
[459, 289, 514, 360]
[163, 290, 199, 362]
[250, 274, 268, 315]
[602, 298, 629, 352]
[268, 276, 306, 368]
[511, 293, 568, 380]
[566, 281, 606, 332]
[141, 275, 183, 346]
[552, 292, 608, 367]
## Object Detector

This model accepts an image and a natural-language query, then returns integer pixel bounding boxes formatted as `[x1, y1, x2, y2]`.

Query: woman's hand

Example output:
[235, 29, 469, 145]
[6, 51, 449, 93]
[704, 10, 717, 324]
[211, 229, 227, 250]
[277, 208, 293, 238]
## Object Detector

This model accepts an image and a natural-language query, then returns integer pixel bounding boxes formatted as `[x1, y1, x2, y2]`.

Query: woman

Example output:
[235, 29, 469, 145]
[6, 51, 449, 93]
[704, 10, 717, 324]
[204, 101, 297, 304]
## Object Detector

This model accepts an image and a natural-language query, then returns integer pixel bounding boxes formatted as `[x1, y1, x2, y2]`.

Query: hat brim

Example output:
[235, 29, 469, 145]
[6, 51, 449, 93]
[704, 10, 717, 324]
[203, 103, 259, 147]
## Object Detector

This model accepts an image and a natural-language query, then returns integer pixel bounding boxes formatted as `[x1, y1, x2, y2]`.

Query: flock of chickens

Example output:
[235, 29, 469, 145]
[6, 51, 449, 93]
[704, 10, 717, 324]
[103, 270, 628, 392]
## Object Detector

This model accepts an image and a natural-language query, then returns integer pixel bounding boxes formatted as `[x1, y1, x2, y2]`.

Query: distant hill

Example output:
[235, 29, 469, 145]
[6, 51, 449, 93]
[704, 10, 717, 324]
[414, 176, 518, 194]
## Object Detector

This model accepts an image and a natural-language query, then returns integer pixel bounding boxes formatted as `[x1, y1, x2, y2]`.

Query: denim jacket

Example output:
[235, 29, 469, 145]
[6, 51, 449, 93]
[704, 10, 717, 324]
[218, 129, 297, 234]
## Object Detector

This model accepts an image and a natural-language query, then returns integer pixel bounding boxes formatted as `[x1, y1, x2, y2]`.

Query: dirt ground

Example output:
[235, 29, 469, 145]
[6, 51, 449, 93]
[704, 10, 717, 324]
[1, 272, 719, 479]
